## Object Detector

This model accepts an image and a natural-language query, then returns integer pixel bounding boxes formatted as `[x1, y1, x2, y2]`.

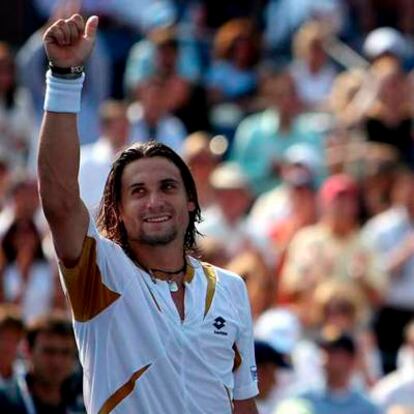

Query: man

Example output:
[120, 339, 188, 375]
[362, 169, 414, 373]
[0, 306, 25, 387]
[37, 14, 258, 414]
[79, 99, 130, 211]
[278, 330, 379, 414]
[0, 313, 85, 413]
[371, 320, 414, 412]
[281, 173, 386, 307]
[254, 340, 292, 414]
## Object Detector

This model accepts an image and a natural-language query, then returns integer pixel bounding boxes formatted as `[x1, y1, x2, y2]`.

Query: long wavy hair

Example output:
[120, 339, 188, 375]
[96, 141, 202, 253]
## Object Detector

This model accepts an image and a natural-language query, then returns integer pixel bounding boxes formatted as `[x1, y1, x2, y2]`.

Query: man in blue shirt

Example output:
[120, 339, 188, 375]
[276, 331, 379, 414]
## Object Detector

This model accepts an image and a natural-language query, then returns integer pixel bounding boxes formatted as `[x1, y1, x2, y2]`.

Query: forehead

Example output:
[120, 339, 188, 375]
[34, 332, 75, 348]
[121, 156, 183, 187]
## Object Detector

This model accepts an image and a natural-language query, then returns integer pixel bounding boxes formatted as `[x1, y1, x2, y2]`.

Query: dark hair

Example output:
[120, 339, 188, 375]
[26, 312, 74, 350]
[0, 305, 24, 334]
[96, 141, 202, 253]
[1, 219, 46, 263]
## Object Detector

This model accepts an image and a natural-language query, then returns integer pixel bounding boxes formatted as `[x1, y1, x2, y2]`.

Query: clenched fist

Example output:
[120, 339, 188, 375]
[43, 13, 98, 68]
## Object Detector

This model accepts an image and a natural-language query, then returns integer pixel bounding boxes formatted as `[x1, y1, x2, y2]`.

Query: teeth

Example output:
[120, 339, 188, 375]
[144, 216, 170, 223]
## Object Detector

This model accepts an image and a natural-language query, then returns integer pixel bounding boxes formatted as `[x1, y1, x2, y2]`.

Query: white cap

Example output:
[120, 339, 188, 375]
[363, 27, 406, 60]
[254, 308, 301, 354]
[284, 144, 322, 177]
[209, 162, 249, 190]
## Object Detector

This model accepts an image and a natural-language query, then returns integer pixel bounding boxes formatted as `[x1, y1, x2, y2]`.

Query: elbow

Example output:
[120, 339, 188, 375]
[39, 183, 81, 222]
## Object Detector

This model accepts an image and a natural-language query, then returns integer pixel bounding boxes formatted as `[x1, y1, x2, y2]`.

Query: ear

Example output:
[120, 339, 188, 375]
[117, 204, 124, 222]
[187, 201, 196, 212]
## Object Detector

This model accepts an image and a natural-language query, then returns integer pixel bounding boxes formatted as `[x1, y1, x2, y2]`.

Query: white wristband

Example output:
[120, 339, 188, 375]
[44, 70, 85, 113]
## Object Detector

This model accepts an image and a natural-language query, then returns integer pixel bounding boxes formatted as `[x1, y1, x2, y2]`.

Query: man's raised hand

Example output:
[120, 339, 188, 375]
[43, 14, 98, 68]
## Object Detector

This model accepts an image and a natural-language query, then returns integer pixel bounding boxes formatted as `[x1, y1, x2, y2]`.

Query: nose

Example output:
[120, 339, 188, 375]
[146, 190, 165, 210]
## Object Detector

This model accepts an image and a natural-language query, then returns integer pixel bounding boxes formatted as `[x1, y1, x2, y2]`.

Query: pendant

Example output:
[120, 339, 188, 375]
[168, 281, 179, 293]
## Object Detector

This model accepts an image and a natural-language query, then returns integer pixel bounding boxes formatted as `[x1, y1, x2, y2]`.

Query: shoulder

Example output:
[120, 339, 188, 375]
[290, 224, 323, 244]
[194, 259, 247, 293]
[363, 207, 406, 236]
[351, 390, 379, 412]
[371, 370, 412, 402]
[0, 379, 25, 412]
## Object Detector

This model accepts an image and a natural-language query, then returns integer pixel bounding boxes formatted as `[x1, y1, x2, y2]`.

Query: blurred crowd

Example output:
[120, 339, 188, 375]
[2, 0, 414, 413]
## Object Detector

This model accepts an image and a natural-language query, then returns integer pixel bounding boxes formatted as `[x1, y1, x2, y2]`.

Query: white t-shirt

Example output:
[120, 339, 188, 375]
[3, 261, 54, 324]
[59, 217, 258, 413]
[79, 139, 114, 212]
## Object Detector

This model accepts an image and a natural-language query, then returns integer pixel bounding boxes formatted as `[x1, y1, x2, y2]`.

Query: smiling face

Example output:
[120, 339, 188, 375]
[118, 156, 195, 248]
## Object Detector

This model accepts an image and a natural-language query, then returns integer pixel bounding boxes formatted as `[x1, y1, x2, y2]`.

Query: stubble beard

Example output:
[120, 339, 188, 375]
[138, 227, 178, 246]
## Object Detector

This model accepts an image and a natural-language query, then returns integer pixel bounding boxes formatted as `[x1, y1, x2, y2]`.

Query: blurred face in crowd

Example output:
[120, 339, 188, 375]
[231, 36, 255, 68]
[321, 348, 355, 388]
[322, 300, 357, 332]
[102, 110, 130, 150]
[12, 180, 39, 219]
[215, 187, 251, 225]
[187, 150, 218, 186]
[0, 327, 23, 371]
[156, 43, 178, 74]
[307, 39, 327, 72]
[30, 333, 76, 387]
[269, 74, 301, 118]
[324, 190, 359, 226]
[138, 80, 166, 124]
[377, 69, 407, 107]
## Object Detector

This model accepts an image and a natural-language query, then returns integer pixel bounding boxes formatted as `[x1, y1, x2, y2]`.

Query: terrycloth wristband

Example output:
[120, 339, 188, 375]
[44, 70, 85, 113]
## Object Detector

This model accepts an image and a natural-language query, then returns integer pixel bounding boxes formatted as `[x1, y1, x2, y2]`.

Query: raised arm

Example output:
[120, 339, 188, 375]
[38, 14, 98, 266]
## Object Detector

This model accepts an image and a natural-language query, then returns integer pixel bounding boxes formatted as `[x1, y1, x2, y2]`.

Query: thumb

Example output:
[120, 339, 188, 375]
[84, 15, 99, 40]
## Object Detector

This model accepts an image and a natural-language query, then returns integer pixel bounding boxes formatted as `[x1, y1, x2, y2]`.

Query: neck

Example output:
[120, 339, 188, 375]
[324, 217, 355, 237]
[128, 240, 186, 274]
[327, 376, 350, 392]
[30, 378, 62, 406]
[279, 113, 293, 132]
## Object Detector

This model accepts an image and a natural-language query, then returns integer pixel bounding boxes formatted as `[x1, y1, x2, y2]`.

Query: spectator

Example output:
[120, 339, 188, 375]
[124, 23, 201, 92]
[246, 143, 322, 257]
[269, 167, 318, 297]
[282, 330, 380, 414]
[226, 251, 274, 320]
[128, 75, 187, 154]
[310, 280, 383, 388]
[182, 131, 220, 210]
[281, 174, 386, 307]
[372, 320, 414, 412]
[231, 70, 323, 195]
[0, 173, 41, 236]
[198, 162, 254, 257]
[255, 339, 293, 414]
[363, 57, 414, 166]
[206, 18, 260, 106]
[0, 306, 24, 387]
[79, 100, 130, 212]
[0, 218, 55, 324]
[290, 21, 337, 110]
[0, 42, 35, 168]
[0, 312, 85, 413]
[363, 169, 414, 372]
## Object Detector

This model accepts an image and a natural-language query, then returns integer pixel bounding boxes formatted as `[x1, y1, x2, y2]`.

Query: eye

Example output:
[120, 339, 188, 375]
[162, 181, 178, 192]
[131, 186, 145, 196]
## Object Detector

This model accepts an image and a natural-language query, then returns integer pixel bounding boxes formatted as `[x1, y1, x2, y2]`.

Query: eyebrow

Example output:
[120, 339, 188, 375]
[128, 177, 180, 189]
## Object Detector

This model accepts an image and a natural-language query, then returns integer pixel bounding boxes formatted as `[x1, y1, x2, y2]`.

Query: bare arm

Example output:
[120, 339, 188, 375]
[234, 398, 258, 414]
[38, 14, 98, 266]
